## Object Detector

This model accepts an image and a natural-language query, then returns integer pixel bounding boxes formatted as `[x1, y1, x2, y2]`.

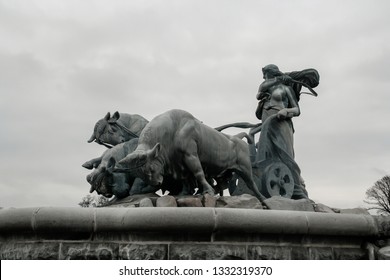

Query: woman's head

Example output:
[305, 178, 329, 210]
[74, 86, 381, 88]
[262, 64, 283, 79]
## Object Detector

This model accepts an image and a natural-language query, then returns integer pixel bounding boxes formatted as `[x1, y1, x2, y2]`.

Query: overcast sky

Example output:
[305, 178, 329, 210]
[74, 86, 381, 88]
[0, 0, 389, 209]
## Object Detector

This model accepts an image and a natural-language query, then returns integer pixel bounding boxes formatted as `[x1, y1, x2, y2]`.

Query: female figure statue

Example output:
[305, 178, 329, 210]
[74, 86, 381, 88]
[255, 64, 319, 199]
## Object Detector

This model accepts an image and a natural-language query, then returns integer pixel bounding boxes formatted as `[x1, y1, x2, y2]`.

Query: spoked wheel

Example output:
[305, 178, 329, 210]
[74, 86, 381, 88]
[261, 160, 294, 198]
[228, 160, 295, 199]
[251, 159, 295, 198]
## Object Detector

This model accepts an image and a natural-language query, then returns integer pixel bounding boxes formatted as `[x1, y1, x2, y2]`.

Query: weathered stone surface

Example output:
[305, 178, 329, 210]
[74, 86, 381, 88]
[0, 242, 59, 260]
[60, 242, 119, 260]
[314, 203, 337, 213]
[156, 195, 177, 207]
[340, 208, 370, 215]
[95, 208, 215, 233]
[94, 231, 211, 242]
[216, 208, 308, 235]
[120, 244, 167, 260]
[248, 245, 291, 260]
[290, 247, 310, 260]
[34, 207, 95, 233]
[0, 208, 36, 232]
[107, 193, 159, 208]
[305, 235, 364, 248]
[202, 194, 217, 207]
[109, 204, 136, 208]
[263, 196, 315, 211]
[139, 198, 154, 207]
[169, 244, 246, 260]
[333, 248, 367, 260]
[309, 247, 334, 260]
[216, 194, 263, 209]
[378, 246, 390, 260]
[306, 212, 377, 236]
[0, 207, 386, 260]
[177, 196, 203, 207]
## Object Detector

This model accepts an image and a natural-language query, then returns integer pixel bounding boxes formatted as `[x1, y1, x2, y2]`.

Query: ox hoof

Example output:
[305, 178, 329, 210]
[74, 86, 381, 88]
[203, 190, 215, 196]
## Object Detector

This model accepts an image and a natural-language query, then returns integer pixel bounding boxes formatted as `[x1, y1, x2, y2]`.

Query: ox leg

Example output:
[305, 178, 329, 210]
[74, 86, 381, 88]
[215, 178, 229, 196]
[183, 152, 215, 196]
[234, 140, 266, 202]
[179, 179, 196, 196]
[235, 169, 266, 202]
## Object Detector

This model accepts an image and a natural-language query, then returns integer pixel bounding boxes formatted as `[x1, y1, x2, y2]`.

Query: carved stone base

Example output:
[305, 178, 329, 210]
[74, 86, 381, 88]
[105, 193, 373, 215]
[1, 207, 386, 260]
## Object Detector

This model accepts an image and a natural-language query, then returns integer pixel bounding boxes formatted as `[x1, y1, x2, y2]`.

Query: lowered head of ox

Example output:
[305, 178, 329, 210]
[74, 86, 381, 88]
[116, 143, 164, 187]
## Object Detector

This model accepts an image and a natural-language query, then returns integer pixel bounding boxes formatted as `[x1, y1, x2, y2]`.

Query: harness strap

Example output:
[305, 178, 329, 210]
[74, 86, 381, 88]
[114, 122, 139, 139]
[94, 122, 139, 149]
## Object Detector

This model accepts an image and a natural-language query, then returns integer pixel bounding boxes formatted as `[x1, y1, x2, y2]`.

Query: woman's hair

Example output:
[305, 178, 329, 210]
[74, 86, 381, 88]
[262, 64, 283, 77]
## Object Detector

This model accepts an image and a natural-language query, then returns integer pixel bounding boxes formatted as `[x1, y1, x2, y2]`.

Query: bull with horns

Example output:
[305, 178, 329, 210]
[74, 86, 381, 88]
[87, 111, 149, 148]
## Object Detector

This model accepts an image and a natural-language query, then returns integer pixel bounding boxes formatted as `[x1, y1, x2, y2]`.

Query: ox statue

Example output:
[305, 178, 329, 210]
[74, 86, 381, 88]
[87, 111, 149, 148]
[82, 138, 157, 199]
[115, 109, 265, 201]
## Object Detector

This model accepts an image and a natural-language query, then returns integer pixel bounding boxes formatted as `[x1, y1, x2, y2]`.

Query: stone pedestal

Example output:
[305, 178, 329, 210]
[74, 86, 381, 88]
[1, 207, 388, 260]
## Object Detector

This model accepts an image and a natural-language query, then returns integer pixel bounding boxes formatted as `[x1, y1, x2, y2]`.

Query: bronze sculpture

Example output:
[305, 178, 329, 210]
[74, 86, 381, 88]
[87, 111, 148, 148]
[83, 138, 157, 199]
[254, 64, 319, 198]
[82, 64, 319, 203]
[115, 109, 265, 201]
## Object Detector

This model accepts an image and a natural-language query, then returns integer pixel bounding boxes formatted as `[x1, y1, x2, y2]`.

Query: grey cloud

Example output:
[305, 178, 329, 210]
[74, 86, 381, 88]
[1, 0, 389, 208]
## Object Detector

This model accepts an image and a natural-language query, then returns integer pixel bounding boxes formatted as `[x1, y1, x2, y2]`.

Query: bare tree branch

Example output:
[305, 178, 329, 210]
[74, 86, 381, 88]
[78, 194, 110, 208]
[365, 175, 390, 215]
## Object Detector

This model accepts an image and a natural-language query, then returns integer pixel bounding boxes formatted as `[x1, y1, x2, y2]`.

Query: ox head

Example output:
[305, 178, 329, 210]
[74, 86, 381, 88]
[87, 112, 129, 147]
[86, 157, 130, 199]
[116, 143, 164, 186]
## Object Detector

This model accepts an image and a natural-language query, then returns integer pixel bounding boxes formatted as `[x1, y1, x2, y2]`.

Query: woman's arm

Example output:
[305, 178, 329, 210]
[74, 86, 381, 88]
[258, 78, 279, 97]
[277, 86, 300, 119]
[257, 74, 292, 100]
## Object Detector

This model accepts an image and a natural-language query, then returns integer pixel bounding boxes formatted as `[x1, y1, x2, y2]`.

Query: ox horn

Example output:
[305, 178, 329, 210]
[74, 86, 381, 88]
[87, 133, 96, 143]
[89, 186, 95, 193]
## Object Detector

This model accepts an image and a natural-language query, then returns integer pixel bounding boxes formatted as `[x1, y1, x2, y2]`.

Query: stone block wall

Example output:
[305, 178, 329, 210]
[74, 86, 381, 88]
[0, 207, 389, 260]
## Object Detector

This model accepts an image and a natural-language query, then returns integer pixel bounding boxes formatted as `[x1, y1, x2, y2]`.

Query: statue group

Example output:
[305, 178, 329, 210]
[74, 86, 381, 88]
[83, 65, 320, 203]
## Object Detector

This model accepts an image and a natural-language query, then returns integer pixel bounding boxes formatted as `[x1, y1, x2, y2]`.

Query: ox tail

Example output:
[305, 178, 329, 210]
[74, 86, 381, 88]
[214, 122, 261, 132]
[234, 132, 254, 145]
